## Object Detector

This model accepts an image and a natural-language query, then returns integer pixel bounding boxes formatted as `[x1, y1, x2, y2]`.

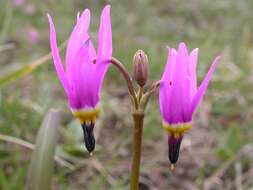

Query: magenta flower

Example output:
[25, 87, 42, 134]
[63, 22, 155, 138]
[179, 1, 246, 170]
[26, 26, 39, 44]
[12, 0, 25, 7]
[47, 5, 112, 153]
[159, 42, 220, 164]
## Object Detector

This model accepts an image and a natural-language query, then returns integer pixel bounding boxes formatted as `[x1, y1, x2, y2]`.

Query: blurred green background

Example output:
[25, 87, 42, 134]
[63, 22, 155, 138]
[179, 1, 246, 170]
[0, 0, 253, 189]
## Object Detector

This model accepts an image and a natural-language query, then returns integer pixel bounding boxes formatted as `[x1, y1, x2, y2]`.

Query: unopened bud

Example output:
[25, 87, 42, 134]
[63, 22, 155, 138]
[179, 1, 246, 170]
[133, 50, 149, 87]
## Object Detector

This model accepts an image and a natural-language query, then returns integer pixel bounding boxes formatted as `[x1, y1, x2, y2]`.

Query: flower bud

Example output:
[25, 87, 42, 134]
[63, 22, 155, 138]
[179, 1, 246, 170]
[133, 50, 149, 87]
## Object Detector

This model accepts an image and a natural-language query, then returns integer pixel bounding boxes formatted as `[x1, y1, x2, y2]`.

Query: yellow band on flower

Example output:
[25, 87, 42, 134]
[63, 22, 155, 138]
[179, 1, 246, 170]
[163, 122, 192, 138]
[72, 108, 100, 125]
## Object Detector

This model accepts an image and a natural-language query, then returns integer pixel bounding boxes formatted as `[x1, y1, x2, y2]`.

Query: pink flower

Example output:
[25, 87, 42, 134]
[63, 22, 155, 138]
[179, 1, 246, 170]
[47, 5, 112, 152]
[159, 42, 220, 164]
[25, 4, 36, 15]
[26, 27, 39, 44]
[12, 0, 25, 7]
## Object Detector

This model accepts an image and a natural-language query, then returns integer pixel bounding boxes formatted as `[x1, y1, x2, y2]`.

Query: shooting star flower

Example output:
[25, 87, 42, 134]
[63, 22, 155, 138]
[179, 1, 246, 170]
[47, 5, 112, 153]
[159, 42, 220, 165]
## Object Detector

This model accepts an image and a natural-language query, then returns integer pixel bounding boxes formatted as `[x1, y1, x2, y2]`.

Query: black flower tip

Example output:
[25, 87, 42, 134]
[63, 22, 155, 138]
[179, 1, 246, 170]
[168, 135, 183, 164]
[82, 123, 95, 153]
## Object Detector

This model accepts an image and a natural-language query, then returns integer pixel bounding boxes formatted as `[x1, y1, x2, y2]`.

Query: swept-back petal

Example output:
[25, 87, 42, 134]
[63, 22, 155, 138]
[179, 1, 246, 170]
[70, 40, 98, 109]
[66, 9, 90, 77]
[161, 47, 177, 83]
[96, 5, 112, 92]
[168, 42, 191, 123]
[97, 5, 112, 63]
[191, 56, 221, 113]
[159, 82, 172, 124]
[189, 48, 198, 99]
[47, 14, 70, 96]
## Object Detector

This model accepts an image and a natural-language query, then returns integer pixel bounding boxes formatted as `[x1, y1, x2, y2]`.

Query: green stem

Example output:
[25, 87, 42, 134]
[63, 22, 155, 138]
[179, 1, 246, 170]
[130, 111, 144, 190]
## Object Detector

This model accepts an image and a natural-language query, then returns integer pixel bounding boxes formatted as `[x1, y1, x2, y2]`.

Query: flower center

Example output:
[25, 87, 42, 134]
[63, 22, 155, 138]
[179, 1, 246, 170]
[163, 122, 192, 138]
[72, 108, 100, 125]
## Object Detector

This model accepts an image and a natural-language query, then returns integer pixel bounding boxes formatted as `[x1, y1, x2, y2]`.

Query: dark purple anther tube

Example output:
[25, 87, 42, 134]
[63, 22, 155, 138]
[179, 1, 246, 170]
[168, 135, 183, 164]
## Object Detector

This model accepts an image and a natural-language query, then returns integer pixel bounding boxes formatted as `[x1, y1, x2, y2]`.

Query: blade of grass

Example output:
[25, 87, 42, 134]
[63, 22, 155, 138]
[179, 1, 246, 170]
[0, 133, 74, 169]
[0, 1, 13, 43]
[26, 109, 61, 190]
[0, 40, 66, 87]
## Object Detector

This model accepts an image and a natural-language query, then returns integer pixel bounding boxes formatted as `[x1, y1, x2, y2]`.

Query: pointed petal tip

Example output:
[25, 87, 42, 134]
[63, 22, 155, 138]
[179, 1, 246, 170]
[104, 4, 111, 10]
[100, 4, 111, 25]
[215, 55, 221, 62]
[47, 14, 55, 30]
[47, 12, 70, 96]
[167, 47, 177, 57]
[178, 42, 188, 55]
[76, 11, 80, 21]
[171, 48, 177, 54]
[82, 8, 90, 14]
[166, 46, 170, 53]
[79, 8, 91, 21]
[97, 3, 112, 65]
[190, 54, 221, 113]
[101, 5, 111, 16]
[191, 48, 199, 54]
[178, 42, 187, 49]
[47, 14, 55, 32]
[46, 13, 52, 22]
[190, 48, 199, 60]
[211, 55, 221, 68]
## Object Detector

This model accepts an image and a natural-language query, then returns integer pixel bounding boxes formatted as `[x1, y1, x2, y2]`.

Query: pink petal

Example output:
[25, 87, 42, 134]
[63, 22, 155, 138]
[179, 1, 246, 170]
[161, 47, 177, 83]
[159, 82, 172, 123]
[47, 14, 70, 96]
[160, 43, 193, 124]
[189, 48, 198, 99]
[169, 43, 191, 123]
[191, 56, 221, 113]
[70, 40, 99, 109]
[66, 9, 90, 79]
[97, 5, 112, 65]
[159, 47, 177, 124]
[96, 5, 112, 91]
[13, 0, 24, 7]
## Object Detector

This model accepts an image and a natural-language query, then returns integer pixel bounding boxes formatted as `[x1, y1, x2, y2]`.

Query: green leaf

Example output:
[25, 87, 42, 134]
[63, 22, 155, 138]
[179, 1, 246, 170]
[216, 124, 245, 160]
[26, 109, 61, 190]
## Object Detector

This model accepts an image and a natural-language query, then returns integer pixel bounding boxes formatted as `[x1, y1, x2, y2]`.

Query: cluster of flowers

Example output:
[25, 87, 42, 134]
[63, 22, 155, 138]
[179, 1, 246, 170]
[48, 5, 220, 164]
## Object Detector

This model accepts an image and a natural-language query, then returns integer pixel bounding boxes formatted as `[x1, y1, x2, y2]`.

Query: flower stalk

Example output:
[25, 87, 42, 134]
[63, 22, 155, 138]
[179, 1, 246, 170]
[111, 54, 159, 190]
[111, 57, 138, 109]
[130, 111, 144, 190]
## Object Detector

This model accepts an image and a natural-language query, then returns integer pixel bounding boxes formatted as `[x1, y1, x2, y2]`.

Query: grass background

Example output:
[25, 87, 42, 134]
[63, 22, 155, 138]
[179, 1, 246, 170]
[0, 0, 253, 189]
